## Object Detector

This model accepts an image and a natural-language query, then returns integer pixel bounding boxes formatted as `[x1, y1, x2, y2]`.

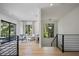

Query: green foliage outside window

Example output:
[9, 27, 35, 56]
[1, 20, 16, 38]
[25, 25, 32, 35]
[1, 21, 9, 37]
[44, 23, 54, 38]
[10, 24, 16, 36]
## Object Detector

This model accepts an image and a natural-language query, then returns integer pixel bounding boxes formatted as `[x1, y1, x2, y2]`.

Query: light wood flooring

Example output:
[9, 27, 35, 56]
[19, 40, 79, 56]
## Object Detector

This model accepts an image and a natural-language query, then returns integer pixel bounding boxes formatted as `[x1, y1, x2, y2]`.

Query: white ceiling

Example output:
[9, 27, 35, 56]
[0, 3, 79, 21]
[0, 3, 50, 21]
[42, 3, 79, 20]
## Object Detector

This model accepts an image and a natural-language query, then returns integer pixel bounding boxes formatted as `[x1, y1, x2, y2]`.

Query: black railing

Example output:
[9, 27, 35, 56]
[62, 34, 79, 52]
[62, 35, 64, 52]
[0, 35, 19, 56]
[51, 34, 58, 47]
[17, 36, 19, 56]
[53, 34, 79, 52]
[51, 34, 64, 52]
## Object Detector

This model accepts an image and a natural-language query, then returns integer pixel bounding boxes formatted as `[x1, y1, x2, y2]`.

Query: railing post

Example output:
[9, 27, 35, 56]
[62, 35, 64, 52]
[51, 42, 52, 46]
[17, 36, 19, 56]
[56, 34, 58, 47]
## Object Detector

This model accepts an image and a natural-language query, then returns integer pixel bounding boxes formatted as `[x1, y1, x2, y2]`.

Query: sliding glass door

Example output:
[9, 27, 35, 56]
[1, 20, 16, 43]
[1, 21, 9, 38]
[10, 23, 16, 41]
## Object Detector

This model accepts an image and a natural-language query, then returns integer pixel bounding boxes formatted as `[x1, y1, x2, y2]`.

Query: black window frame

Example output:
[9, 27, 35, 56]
[1, 20, 16, 41]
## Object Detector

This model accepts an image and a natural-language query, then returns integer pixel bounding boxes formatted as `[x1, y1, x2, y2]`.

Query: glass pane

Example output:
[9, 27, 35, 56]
[0, 20, 16, 43]
[1, 21, 9, 38]
[44, 23, 54, 38]
[25, 25, 28, 34]
[10, 23, 16, 41]
[25, 25, 32, 35]
[1, 21, 10, 43]
[10, 24, 16, 36]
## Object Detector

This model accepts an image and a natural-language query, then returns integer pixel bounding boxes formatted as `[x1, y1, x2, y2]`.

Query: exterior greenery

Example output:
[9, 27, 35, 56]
[1, 20, 16, 38]
[44, 23, 54, 38]
[25, 25, 32, 35]
[1, 21, 9, 37]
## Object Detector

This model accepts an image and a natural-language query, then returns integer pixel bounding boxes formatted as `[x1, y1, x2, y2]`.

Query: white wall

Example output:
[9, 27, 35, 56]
[34, 21, 40, 35]
[34, 9, 41, 47]
[17, 21, 24, 35]
[58, 6, 79, 34]
[0, 21, 1, 35]
[57, 6, 79, 51]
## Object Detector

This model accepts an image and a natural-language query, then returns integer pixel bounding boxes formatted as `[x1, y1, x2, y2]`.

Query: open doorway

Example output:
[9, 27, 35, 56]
[44, 23, 54, 38]
[42, 22, 57, 47]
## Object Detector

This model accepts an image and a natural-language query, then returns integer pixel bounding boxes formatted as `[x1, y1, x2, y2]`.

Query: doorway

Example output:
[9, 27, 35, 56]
[44, 23, 54, 38]
[42, 22, 57, 47]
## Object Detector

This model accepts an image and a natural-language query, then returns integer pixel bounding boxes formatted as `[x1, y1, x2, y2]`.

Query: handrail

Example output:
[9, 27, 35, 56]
[51, 34, 58, 46]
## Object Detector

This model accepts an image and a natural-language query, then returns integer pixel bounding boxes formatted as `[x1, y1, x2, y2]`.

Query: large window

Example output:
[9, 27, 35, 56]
[1, 20, 16, 41]
[44, 23, 54, 38]
[10, 23, 16, 41]
[10, 23, 16, 36]
[25, 25, 32, 35]
[1, 21, 9, 37]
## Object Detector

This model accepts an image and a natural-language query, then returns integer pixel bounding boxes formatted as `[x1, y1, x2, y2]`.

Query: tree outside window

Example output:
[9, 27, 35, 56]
[44, 23, 54, 38]
[25, 25, 32, 35]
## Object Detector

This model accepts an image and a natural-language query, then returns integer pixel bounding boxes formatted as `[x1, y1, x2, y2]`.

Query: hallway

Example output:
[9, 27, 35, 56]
[0, 3, 79, 56]
[19, 41, 79, 56]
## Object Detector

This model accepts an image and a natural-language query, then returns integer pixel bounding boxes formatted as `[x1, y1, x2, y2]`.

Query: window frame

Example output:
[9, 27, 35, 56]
[1, 20, 16, 41]
[43, 23, 54, 38]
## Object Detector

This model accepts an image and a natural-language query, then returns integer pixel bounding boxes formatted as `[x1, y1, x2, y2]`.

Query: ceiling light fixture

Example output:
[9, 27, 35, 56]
[50, 3, 53, 6]
[48, 27, 52, 29]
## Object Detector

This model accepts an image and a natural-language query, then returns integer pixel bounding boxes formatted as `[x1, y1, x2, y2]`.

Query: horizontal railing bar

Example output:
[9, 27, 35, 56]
[0, 43, 17, 51]
[1, 40, 17, 45]
[9, 49, 17, 55]
[0, 47, 16, 54]
[0, 49, 17, 56]
[0, 48, 16, 55]
[0, 35, 19, 56]
[51, 34, 58, 46]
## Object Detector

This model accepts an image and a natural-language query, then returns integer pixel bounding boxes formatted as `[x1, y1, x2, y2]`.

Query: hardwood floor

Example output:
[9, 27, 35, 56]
[19, 40, 79, 56]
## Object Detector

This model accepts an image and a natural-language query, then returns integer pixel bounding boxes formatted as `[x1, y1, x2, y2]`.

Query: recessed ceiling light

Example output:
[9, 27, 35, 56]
[50, 3, 53, 6]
